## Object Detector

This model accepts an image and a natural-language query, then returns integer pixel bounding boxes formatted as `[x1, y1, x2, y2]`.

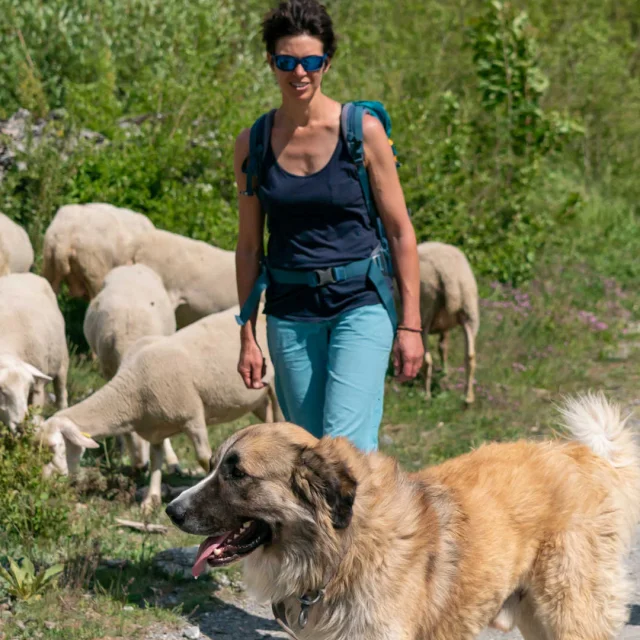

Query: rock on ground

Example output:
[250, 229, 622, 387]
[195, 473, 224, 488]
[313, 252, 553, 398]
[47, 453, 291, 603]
[152, 546, 204, 580]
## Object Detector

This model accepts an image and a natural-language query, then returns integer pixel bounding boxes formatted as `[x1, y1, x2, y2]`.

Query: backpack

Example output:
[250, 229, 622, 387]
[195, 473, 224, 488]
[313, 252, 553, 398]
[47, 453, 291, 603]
[236, 101, 399, 330]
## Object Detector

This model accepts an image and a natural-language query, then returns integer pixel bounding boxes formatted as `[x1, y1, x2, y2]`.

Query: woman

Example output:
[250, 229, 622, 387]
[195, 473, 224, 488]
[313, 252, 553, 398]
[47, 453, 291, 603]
[235, 0, 423, 452]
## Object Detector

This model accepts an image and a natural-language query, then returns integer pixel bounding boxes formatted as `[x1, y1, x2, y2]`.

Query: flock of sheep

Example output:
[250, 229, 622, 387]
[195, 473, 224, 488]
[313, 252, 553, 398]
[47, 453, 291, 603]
[0, 203, 479, 511]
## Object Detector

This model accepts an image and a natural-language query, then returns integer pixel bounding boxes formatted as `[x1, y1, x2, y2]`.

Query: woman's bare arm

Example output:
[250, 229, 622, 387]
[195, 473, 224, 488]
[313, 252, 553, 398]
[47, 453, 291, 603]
[362, 114, 423, 380]
[234, 128, 267, 388]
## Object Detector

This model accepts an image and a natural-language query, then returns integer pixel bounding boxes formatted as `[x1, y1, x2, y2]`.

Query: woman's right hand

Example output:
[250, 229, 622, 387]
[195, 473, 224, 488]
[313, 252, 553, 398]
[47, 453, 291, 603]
[238, 337, 267, 389]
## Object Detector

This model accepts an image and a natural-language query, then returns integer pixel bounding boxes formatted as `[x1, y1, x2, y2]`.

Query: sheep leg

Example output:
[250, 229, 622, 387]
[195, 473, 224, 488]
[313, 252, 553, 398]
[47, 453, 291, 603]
[124, 433, 149, 469]
[270, 383, 285, 422]
[141, 442, 164, 513]
[30, 381, 47, 407]
[253, 390, 274, 423]
[462, 320, 476, 405]
[162, 439, 183, 475]
[438, 331, 449, 377]
[185, 419, 212, 473]
[54, 363, 68, 410]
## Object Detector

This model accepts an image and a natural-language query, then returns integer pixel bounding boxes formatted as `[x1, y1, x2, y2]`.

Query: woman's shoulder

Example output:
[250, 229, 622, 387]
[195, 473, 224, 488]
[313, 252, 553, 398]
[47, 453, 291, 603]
[361, 112, 387, 142]
[234, 127, 251, 158]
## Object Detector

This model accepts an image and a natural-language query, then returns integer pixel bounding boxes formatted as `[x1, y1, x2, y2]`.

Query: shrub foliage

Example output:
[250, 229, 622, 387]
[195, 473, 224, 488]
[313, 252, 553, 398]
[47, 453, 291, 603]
[0, 422, 74, 545]
[0, 0, 638, 286]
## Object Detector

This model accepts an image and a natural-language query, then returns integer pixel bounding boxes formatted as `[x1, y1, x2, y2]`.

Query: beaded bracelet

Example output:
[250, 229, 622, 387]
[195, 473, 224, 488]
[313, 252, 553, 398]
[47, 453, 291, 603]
[397, 325, 422, 334]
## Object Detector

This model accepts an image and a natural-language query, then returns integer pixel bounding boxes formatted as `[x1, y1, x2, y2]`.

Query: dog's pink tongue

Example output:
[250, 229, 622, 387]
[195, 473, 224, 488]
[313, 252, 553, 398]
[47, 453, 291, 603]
[192, 533, 232, 578]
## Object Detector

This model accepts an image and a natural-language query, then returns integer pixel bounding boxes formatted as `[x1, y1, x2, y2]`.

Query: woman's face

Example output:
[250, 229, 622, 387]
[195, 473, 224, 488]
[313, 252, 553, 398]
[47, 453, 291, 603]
[269, 34, 329, 102]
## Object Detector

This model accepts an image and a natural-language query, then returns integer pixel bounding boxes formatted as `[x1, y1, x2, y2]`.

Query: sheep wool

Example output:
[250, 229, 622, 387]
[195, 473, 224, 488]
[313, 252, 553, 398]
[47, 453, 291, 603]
[83, 264, 177, 379]
[0, 273, 68, 430]
[410, 242, 480, 404]
[83, 263, 179, 470]
[132, 229, 237, 328]
[0, 212, 34, 275]
[41, 305, 279, 510]
[42, 202, 154, 299]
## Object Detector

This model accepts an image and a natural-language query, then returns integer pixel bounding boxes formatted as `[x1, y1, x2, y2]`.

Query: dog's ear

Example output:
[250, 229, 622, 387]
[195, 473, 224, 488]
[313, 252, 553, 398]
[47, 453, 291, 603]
[291, 441, 357, 529]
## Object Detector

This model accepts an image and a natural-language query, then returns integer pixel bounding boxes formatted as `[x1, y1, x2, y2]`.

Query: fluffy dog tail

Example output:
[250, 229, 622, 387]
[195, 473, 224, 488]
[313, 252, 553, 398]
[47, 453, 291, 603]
[561, 392, 640, 549]
[560, 392, 638, 469]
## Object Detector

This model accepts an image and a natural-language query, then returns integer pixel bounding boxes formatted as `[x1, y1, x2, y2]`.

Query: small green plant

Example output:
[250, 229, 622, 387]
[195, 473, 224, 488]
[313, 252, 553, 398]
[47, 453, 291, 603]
[0, 556, 63, 601]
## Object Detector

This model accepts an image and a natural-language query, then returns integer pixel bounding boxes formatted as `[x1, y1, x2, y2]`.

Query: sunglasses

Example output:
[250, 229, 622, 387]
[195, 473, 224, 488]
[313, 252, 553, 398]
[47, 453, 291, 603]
[272, 54, 327, 72]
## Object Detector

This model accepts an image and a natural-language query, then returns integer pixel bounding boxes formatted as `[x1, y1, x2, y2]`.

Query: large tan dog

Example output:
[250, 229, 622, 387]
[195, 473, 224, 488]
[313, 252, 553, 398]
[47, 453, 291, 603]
[166, 394, 640, 639]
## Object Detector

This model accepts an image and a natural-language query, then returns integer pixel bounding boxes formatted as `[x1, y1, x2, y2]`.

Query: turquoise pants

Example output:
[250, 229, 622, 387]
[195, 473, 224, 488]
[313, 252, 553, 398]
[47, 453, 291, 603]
[266, 304, 394, 452]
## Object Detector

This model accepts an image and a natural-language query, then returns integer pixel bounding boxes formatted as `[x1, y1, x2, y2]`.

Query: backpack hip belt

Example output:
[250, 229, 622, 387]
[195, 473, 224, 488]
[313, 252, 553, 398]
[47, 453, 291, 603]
[235, 246, 397, 330]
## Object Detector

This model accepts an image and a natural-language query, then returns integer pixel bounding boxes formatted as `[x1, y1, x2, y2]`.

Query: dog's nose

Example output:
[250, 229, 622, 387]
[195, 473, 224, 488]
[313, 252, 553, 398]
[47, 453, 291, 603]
[165, 500, 186, 526]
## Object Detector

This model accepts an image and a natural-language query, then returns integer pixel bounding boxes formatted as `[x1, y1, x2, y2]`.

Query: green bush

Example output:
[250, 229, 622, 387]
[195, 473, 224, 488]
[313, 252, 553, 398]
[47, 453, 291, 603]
[66, 125, 239, 249]
[0, 421, 75, 546]
[0, 0, 638, 288]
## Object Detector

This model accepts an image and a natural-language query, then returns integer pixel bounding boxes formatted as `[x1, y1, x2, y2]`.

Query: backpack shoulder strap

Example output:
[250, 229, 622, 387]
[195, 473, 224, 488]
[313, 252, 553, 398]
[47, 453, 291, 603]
[340, 102, 354, 151]
[340, 102, 376, 226]
[340, 102, 364, 162]
[242, 109, 276, 196]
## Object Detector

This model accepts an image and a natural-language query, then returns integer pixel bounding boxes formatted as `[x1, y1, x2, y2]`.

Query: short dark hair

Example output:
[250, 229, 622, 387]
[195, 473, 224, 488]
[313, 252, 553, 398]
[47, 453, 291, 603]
[262, 0, 337, 58]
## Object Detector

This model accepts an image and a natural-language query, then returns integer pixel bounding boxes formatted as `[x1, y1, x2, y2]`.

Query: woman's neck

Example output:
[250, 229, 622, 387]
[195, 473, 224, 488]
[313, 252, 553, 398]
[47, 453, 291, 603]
[278, 90, 329, 128]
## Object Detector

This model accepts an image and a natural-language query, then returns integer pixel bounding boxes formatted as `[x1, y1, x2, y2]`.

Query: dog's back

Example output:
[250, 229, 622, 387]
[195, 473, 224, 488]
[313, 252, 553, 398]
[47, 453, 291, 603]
[417, 393, 640, 638]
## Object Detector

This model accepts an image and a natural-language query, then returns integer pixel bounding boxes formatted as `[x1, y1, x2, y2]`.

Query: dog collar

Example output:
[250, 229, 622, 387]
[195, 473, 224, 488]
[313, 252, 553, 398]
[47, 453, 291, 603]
[271, 537, 348, 638]
[272, 588, 325, 640]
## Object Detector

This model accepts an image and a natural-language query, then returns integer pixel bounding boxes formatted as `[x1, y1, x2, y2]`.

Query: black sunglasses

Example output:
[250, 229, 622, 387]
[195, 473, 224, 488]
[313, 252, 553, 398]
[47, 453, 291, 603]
[272, 54, 327, 72]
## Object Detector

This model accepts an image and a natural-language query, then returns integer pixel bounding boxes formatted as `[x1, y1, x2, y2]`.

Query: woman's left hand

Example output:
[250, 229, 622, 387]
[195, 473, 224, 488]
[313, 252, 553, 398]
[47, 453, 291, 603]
[392, 330, 424, 382]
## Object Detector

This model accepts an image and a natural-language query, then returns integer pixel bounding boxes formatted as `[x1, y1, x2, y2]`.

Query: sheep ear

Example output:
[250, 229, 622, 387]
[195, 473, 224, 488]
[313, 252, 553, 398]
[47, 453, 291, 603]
[60, 422, 100, 449]
[22, 363, 53, 382]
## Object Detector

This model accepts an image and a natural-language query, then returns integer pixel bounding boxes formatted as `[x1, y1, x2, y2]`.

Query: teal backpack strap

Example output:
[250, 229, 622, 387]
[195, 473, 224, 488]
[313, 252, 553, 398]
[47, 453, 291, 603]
[235, 262, 270, 326]
[367, 254, 398, 331]
[236, 110, 276, 325]
[242, 109, 276, 196]
[342, 102, 395, 265]
[340, 102, 397, 331]
[341, 103, 375, 221]
[341, 103, 389, 252]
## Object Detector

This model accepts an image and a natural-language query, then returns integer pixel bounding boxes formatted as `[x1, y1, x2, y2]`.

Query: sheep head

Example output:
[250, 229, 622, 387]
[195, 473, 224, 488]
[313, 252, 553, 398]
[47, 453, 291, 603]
[37, 415, 99, 477]
[0, 356, 52, 432]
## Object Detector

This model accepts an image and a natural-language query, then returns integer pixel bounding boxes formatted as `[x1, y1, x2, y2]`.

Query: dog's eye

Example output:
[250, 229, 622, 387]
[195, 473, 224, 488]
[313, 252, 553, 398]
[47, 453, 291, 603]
[231, 467, 246, 480]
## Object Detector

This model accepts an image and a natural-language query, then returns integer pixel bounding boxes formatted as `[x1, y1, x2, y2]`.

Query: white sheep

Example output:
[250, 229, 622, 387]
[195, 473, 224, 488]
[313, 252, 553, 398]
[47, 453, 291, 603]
[83, 263, 179, 471]
[39, 305, 280, 510]
[132, 229, 237, 328]
[0, 273, 68, 431]
[42, 203, 154, 299]
[84, 264, 176, 379]
[413, 242, 479, 404]
[0, 212, 34, 276]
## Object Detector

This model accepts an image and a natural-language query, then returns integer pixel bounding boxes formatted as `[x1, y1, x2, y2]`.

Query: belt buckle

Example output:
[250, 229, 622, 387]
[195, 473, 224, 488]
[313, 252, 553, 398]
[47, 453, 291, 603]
[372, 253, 385, 272]
[313, 267, 335, 286]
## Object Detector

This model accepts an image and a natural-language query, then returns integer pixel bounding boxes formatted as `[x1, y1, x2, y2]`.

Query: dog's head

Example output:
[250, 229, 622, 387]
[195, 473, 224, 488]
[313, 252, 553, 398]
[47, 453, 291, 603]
[166, 423, 358, 595]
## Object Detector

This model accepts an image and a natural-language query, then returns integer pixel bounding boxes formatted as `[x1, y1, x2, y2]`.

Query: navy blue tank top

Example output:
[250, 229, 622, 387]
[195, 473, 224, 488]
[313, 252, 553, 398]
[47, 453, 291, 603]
[259, 117, 386, 321]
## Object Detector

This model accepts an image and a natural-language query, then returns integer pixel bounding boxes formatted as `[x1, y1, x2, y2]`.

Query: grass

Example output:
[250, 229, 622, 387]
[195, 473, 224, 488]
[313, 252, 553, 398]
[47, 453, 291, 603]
[1, 196, 639, 639]
[382, 255, 640, 468]
[3, 590, 182, 640]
